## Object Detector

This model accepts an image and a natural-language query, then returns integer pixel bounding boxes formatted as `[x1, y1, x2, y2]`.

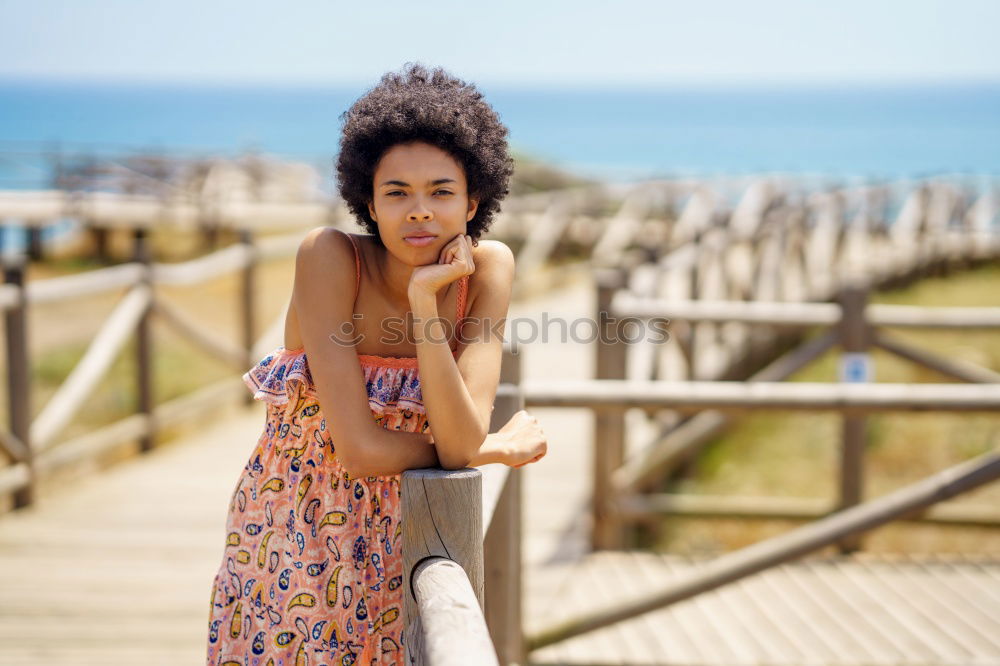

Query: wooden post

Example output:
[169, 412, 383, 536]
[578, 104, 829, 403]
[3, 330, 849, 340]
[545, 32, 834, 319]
[91, 225, 110, 263]
[239, 228, 257, 405]
[403, 468, 484, 665]
[26, 225, 44, 262]
[594, 267, 629, 550]
[836, 284, 871, 553]
[132, 228, 155, 452]
[202, 220, 220, 252]
[3, 252, 34, 508]
[485, 347, 524, 665]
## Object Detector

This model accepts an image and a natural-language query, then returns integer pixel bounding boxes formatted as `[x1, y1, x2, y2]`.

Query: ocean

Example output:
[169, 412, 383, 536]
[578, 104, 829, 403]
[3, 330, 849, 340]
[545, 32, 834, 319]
[1, 79, 999, 190]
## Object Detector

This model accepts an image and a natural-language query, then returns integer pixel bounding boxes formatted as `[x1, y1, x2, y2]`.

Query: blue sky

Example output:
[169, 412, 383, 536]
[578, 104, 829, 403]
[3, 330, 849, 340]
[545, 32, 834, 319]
[1, 0, 998, 87]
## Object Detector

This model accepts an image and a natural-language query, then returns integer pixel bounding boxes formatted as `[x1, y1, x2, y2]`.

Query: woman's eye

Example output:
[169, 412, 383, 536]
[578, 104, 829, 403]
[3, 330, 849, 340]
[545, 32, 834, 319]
[386, 191, 404, 197]
[434, 190, 454, 196]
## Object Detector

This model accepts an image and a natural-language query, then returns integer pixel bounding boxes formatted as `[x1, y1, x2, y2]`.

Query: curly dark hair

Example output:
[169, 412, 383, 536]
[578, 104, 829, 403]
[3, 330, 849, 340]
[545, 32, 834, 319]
[336, 63, 514, 246]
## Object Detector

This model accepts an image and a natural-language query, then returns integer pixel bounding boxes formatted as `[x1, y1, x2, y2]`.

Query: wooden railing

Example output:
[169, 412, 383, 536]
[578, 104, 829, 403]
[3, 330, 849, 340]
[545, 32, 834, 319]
[400, 348, 525, 666]
[505, 178, 1000, 653]
[606, 288, 1000, 529]
[580, 178, 1000, 550]
[515, 288, 1000, 650]
[0, 228, 303, 511]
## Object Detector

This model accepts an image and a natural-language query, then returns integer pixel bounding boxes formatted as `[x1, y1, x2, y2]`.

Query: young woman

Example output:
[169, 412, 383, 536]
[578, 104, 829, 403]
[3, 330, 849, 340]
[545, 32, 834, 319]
[206, 64, 546, 665]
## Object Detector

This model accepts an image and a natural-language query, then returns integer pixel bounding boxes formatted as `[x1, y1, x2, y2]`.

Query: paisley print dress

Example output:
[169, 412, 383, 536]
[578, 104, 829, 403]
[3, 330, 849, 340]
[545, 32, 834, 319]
[206, 233, 469, 666]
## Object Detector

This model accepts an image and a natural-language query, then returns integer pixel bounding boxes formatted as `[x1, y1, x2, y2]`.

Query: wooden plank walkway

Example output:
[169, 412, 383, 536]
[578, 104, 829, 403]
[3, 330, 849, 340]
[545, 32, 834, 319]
[1, 269, 998, 665]
[0, 400, 265, 665]
[526, 550, 1000, 666]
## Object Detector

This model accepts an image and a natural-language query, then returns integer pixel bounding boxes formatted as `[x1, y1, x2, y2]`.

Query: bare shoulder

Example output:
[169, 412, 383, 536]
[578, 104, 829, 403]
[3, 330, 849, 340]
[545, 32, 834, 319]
[296, 227, 355, 272]
[465, 240, 514, 320]
[293, 227, 356, 301]
[297, 226, 354, 260]
[471, 239, 515, 285]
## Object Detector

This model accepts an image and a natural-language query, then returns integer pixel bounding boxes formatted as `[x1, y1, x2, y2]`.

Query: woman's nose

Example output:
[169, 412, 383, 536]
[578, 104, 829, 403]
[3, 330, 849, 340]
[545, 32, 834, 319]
[407, 201, 433, 222]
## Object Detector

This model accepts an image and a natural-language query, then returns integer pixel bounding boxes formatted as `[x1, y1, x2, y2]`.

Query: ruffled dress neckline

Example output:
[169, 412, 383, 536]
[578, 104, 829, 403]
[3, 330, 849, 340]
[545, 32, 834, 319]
[280, 345, 429, 369]
[243, 345, 464, 416]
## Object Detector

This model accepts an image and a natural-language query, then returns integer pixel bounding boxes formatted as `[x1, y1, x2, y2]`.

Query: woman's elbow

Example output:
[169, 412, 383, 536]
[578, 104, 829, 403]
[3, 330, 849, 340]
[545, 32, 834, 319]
[438, 454, 472, 471]
[331, 432, 372, 478]
[335, 448, 369, 478]
[437, 428, 486, 470]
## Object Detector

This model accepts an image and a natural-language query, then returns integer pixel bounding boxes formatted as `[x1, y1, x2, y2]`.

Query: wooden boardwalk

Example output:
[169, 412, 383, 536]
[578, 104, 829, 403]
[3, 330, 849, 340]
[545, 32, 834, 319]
[528, 551, 1000, 666]
[1, 270, 998, 665]
[0, 403, 264, 665]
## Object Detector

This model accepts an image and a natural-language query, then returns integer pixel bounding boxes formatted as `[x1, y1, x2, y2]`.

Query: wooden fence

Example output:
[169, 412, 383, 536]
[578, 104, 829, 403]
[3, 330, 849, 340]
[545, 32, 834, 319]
[576, 178, 1000, 551]
[513, 279, 1000, 651]
[0, 228, 303, 510]
[496, 179, 1000, 654]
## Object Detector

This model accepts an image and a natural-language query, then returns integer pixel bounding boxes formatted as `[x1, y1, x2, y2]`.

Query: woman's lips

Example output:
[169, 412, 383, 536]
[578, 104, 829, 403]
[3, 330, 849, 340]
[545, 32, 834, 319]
[403, 235, 437, 247]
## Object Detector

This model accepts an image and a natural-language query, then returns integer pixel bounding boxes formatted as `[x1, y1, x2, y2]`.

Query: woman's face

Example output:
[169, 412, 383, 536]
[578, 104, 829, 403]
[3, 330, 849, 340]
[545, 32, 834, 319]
[368, 141, 478, 265]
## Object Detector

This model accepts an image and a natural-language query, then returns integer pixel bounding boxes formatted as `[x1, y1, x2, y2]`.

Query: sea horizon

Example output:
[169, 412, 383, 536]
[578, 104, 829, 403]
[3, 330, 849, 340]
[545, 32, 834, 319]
[1, 78, 999, 190]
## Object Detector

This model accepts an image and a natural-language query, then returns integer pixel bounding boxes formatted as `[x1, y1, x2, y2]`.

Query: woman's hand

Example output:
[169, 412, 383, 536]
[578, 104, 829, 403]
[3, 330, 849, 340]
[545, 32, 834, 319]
[495, 410, 547, 468]
[408, 233, 475, 299]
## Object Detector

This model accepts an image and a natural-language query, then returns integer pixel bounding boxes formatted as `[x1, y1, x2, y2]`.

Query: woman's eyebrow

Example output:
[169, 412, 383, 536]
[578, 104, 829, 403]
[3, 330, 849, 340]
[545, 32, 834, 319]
[378, 178, 457, 188]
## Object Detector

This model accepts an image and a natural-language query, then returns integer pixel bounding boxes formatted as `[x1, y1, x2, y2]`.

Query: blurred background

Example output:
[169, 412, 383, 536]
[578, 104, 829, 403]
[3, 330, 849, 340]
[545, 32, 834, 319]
[1, 2, 999, 665]
[2, 0, 999, 189]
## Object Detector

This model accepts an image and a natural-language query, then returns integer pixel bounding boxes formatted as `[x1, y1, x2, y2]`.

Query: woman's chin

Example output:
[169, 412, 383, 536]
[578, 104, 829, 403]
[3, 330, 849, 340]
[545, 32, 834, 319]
[386, 245, 437, 267]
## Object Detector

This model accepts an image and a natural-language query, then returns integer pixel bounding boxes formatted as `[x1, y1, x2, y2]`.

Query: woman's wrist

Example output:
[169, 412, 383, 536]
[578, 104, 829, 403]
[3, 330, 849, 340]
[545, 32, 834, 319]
[408, 288, 440, 346]
[407, 284, 438, 312]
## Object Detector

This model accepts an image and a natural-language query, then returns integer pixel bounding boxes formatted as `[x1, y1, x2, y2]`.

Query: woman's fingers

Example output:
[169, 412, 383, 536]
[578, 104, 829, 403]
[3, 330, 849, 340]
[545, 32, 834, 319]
[438, 234, 462, 261]
[438, 234, 474, 274]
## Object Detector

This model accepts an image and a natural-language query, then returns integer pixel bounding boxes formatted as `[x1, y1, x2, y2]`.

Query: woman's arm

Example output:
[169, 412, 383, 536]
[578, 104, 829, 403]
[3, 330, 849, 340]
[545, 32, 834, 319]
[409, 238, 516, 469]
[294, 227, 522, 476]
[293, 227, 443, 477]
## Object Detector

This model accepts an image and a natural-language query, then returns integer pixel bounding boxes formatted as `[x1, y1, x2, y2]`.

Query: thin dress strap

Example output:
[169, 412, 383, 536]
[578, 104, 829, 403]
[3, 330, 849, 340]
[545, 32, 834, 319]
[345, 233, 362, 306]
[456, 274, 469, 326]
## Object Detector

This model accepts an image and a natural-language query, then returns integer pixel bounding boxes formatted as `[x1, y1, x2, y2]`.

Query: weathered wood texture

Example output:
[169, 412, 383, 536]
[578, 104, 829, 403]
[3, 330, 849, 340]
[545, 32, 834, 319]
[402, 468, 485, 665]
[0, 405, 266, 665]
[524, 380, 1000, 412]
[593, 267, 629, 550]
[528, 448, 1000, 649]
[2, 255, 32, 508]
[412, 558, 499, 666]
[527, 550, 1000, 666]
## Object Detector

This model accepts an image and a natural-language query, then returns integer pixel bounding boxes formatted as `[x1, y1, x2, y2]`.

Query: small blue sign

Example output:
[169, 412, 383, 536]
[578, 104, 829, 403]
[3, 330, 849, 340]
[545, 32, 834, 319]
[839, 352, 871, 383]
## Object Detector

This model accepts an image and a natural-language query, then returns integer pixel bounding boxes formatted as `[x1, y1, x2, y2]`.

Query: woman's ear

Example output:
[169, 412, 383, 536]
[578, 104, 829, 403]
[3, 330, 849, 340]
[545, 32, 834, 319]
[466, 197, 479, 222]
[367, 200, 377, 222]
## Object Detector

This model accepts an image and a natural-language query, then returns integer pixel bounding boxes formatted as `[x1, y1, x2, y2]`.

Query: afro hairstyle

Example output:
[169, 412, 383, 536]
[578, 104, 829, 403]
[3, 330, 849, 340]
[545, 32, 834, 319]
[336, 63, 514, 246]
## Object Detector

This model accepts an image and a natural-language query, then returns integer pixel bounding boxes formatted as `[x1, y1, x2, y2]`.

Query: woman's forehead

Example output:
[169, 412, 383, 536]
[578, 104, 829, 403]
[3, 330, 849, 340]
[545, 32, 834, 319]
[374, 141, 467, 184]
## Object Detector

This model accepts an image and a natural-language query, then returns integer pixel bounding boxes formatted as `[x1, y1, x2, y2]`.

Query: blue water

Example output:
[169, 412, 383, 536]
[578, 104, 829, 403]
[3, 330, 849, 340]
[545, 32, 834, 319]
[1, 79, 999, 189]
